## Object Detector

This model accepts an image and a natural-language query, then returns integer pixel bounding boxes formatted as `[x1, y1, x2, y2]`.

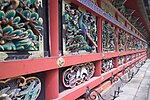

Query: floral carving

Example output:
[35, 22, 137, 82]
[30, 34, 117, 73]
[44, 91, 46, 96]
[0, 0, 43, 51]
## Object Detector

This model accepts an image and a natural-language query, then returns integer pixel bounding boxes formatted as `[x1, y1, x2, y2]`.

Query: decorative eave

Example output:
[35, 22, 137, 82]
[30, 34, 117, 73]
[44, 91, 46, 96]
[137, 0, 150, 38]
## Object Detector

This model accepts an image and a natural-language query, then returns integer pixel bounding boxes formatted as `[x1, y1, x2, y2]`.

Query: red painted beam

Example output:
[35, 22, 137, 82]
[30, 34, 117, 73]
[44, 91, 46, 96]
[56, 54, 146, 99]
[95, 81, 112, 93]
[57, 77, 102, 100]
[103, 52, 118, 59]
[0, 50, 146, 80]
[0, 57, 58, 79]
[63, 53, 102, 68]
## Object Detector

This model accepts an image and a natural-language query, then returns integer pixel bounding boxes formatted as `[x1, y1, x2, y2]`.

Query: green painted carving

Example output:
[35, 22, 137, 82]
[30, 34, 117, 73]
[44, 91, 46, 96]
[128, 16, 139, 25]
[126, 34, 132, 50]
[133, 37, 139, 50]
[118, 30, 126, 51]
[123, 8, 135, 18]
[134, 21, 142, 27]
[137, 26, 145, 32]
[0, 0, 43, 51]
[63, 0, 97, 55]
[101, 1, 115, 18]
[109, 0, 126, 13]
[102, 21, 116, 52]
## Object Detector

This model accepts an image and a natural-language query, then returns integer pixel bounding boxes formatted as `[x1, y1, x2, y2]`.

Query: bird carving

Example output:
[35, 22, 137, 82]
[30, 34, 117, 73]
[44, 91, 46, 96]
[79, 13, 98, 47]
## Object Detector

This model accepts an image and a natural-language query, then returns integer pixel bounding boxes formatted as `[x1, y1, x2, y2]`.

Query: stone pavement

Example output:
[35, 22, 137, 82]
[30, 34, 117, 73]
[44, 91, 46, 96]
[115, 59, 150, 100]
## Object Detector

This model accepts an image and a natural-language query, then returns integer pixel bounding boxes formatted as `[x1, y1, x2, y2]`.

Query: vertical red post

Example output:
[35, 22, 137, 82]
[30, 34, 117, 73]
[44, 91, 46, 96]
[114, 13, 119, 68]
[114, 27, 119, 68]
[97, 0, 102, 53]
[124, 19, 128, 62]
[95, 0, 102, 76]
[46, 0, 59, 99]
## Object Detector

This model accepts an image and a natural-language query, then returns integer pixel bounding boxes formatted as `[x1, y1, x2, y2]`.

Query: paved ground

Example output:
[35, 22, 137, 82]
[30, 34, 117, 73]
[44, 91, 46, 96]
[115, 59, 150, 100]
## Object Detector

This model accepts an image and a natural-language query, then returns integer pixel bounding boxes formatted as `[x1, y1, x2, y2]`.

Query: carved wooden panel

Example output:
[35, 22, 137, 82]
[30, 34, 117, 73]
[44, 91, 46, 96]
[62, 63, 95, 88]
[102, 58, 114, 72]
[62, 0, 97, 55]
[0, 76, 41, 100]
[0, 0, 48, 61]
[118, 29, 126, 51]
[102, 21, 116, 52]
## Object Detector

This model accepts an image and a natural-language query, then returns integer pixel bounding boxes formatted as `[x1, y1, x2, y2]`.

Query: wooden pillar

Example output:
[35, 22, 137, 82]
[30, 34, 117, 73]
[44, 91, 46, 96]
[95, 17, 102, 76]
[95, 0, 102, 76]
[114, 13, 119, 68]
[46, 0, 59, 99]
[114, 27, 119, 68]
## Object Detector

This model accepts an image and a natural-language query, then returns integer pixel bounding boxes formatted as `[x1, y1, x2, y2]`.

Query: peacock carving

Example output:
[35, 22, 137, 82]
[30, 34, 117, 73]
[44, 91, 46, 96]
[63, 0, 97, 55]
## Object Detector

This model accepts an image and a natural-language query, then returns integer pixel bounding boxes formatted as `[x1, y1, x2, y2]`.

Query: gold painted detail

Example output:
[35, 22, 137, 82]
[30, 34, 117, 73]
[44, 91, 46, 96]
[57, 57, 65, 67]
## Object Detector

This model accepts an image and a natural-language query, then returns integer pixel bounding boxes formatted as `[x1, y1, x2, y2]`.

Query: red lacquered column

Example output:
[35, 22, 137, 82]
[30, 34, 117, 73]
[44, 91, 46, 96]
[95, 0, 102, 76]
[46, 0, 59, 99]
[95, 17, 102, 76]
[114, 27, 119, 68]
[114, 13, 119, 68]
